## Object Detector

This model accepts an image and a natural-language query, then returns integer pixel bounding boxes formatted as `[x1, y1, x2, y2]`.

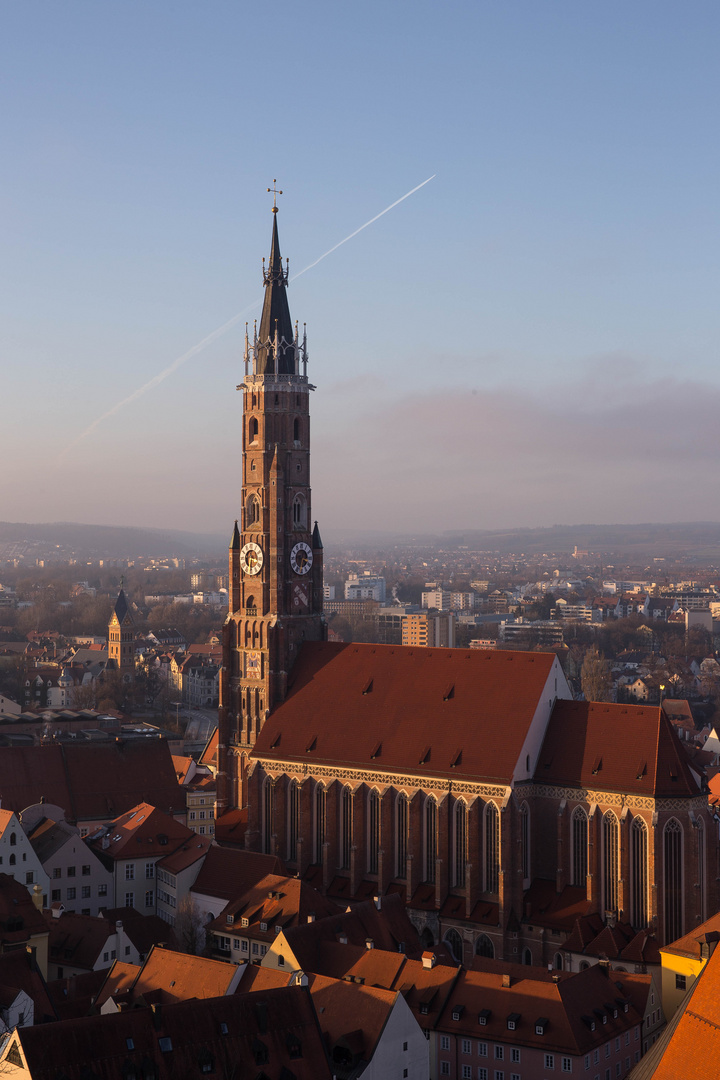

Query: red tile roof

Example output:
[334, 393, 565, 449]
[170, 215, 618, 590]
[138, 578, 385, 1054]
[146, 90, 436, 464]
[9, 984, 333, 1080]
[87, 803, 195, 861]
[190, 846, 283, 904]
[252, 642, 557, 784]
[207, 874, 341, 940]
[642, 941, 720, 1078]
[536, 700, 699, 796]
[0, 741, 185, 822]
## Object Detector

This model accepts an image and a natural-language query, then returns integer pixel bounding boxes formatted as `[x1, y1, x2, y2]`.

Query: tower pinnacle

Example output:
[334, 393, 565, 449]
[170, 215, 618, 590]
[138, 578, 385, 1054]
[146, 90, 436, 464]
[256, 199, 294, 375]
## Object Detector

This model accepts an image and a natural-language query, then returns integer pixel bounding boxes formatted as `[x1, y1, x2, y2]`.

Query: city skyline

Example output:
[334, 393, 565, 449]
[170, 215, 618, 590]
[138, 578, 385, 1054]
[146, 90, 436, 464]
[3, 1, 720, 534]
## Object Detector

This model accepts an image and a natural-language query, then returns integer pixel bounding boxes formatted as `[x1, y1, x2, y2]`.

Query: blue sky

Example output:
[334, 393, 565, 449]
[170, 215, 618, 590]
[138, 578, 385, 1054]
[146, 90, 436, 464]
[3, 1, 720, 536]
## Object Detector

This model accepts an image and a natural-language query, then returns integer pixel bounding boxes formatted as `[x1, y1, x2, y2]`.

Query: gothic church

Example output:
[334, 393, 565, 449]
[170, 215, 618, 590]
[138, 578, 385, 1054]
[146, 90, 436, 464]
[219, 204, 716, 969]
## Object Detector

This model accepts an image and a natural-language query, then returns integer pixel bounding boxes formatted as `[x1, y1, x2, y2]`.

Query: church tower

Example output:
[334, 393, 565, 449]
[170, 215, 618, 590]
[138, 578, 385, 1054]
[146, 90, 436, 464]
[107, 586, 135, 683]
[217, 196, 326, 814]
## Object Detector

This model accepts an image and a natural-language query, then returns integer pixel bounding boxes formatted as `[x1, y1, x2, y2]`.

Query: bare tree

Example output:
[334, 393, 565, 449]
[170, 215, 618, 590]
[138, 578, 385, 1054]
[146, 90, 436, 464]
[581, 647, 612, 703]
[175, 895, 207, 955]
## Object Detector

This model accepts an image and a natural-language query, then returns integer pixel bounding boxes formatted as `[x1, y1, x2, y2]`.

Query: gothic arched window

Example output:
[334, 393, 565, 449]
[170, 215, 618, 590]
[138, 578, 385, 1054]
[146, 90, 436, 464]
[630, 817, 648, 929]
[571, 806, 588, 888]
[314, 784, 326, 864]
[368, 789, 380, 875]
[262, 778, 274, 855]
[424, 797, 437, 884]
[453, 800, 467, 888]
[293, 417, 300, 443]
[287, 779, 299, 863]
[292, 494, 307, 529]
[698, 816, 706, 923]
[444, 928, 463, 964]
[475, 934, 494, 959]
[664, 818, 684, 943]
[246, 495, 260, 528]
[520, 802, 530, 882]
[396, 793, 408, 879]
[340, 787, 353, 871]
[484, 802, 499, 894]
[603, 811, 619, 913]
[249, 417, 259, 443]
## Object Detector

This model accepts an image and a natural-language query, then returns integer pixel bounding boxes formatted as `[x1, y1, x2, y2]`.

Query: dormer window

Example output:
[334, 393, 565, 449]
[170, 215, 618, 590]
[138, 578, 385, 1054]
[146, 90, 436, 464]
[507, 1013, 520, 1030]
[535, 1018, 549, 1035]
[260, 921, 267, 932]
[478, 1010, 491, 1026]
[241, 918, 249, 928]
[452, 1006, 464, 1021]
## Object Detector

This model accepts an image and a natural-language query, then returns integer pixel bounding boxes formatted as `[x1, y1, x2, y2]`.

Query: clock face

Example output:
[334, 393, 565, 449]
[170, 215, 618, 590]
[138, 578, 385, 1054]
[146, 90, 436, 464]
[290, 542, 313, 576]
[240, 542, 263, 576]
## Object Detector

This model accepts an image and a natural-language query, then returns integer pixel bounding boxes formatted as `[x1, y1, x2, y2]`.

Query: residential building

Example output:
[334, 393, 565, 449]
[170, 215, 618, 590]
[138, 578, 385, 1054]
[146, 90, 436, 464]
[402, 611, 456, 647]
[658, 911, 720, 1020]
[155, 834, 212, 927]
[87, 803, 197, 914]
[345, 573, 386, 602]
[44, 907, 175, 981]
[23, 802, 111, 915]
[0, 810, 48, 903]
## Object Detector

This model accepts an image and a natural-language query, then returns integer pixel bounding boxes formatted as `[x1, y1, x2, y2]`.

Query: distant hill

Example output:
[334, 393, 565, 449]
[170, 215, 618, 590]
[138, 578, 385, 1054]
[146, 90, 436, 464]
[0, 521, 227, 559]
[325, 522, 720, 560]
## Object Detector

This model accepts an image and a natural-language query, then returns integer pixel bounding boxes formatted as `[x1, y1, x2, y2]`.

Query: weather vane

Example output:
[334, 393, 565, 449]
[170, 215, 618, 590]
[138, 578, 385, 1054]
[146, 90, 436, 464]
[267, 179, 283, 212]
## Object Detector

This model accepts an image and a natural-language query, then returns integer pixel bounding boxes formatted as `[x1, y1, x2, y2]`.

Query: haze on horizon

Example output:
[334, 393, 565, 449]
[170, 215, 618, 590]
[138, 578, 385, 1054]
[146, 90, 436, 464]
[3, 1, 720, 537]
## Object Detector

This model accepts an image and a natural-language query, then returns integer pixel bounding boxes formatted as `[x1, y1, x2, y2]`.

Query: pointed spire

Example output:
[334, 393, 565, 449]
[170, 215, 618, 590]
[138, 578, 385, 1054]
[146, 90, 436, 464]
[113, 587, 132, 625]
[256, 207, 295, 375]
[230, 520, 241, 550]
[312, 521, 323, 550]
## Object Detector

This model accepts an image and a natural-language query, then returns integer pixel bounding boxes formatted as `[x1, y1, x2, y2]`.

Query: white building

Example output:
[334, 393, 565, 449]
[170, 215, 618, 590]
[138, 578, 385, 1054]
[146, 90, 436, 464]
[345, 574, 386, 602]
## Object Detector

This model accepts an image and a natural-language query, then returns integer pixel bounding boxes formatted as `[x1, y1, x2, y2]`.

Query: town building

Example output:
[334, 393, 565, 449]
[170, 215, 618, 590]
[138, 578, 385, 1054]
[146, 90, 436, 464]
[402, 611, 456, 647]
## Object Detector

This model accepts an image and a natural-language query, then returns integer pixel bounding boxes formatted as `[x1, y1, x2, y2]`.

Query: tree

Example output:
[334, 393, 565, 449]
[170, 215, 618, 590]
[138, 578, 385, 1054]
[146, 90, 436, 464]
[175, 895, 207, 955]
[581, 648, 612, 703]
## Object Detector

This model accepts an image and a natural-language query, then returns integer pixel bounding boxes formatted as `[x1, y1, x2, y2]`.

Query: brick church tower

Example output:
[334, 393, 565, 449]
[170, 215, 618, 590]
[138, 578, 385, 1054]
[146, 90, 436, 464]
[107, 587, 135, 683]
[217, 199, 326, 814]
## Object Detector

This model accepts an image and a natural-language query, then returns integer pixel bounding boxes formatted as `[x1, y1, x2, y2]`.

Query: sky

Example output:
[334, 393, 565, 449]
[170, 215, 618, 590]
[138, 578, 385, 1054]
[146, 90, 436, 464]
[3, 1, 720, 537]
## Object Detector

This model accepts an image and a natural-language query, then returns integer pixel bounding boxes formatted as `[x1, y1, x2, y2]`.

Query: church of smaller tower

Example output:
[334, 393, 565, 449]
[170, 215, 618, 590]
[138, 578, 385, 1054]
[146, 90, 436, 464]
[107, 587, 135, 683]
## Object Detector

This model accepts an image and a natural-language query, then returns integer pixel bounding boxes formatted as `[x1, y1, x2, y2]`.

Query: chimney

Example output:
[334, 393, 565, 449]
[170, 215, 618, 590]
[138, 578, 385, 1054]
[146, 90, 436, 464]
[294, 971, 308, 987]
[365, 938, 374, 950]
[32, 884, 43, 911]
[502, 974, 512, 988]
[422, 951, 437, 970]
[598, 959, 610, 977]
[151, 1003, 162, 1029]
[306, 913, 315, 924]
[373, 895, 381, 911]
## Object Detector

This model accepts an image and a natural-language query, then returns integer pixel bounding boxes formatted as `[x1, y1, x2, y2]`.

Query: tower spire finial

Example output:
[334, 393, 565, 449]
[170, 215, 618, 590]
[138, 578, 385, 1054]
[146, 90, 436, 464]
[267, 179, 282, 213]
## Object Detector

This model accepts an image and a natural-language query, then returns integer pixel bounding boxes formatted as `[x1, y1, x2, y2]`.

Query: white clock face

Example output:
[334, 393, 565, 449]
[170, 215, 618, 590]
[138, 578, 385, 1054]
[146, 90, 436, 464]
[240, 542, 263, 576]
[290, 542, 313, 576]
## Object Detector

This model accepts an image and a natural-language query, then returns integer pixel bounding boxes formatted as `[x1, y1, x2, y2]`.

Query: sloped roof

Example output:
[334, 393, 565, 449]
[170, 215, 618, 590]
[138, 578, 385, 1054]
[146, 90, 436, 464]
[305, 972, 398, 1063]
[207, 874, 340, 940]
[190, 846, 282, 904]
[118, 945, 240, 1005]
[634, 942, 720, 1078]
[660, 910, 720, 960]
[87, 803, 195, 861]
[156, 835, 212, 875]
[279, 894, 424, 972]
[0, 741, 184, 822]
[0, 946, 56, 1023]
[252, 642, 556, 785]
[11, 984, 333, 1080]
[437, 961, 648, 1056]
[199, 726, 218, 768]
[536, 700, 699, 796]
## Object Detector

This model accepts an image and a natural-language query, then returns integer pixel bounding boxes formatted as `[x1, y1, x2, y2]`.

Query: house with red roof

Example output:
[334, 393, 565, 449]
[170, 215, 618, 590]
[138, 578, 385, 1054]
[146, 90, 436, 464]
[87, 803, 197, 915]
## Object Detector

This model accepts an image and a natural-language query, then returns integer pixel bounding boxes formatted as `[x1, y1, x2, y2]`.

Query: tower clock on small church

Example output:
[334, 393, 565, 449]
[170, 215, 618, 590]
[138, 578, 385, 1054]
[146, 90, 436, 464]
[218, 192, 326, 812]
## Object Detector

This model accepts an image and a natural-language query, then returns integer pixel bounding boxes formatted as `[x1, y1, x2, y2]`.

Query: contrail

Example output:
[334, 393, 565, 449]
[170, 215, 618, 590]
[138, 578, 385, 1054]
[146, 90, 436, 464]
[57, 175, 436, 462]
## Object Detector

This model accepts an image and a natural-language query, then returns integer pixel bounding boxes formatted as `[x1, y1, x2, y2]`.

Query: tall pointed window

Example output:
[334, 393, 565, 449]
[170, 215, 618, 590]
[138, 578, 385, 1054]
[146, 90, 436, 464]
[424, 797, 437, 884]
[484, 802, 500, 894]
[292, 494, 306, 529]
[249, 417, 259, 443]
[664, 818, 684, 943]
[262, 778, 274, 855]
[396, 793, 408, 878]
[454, 800, 467, 888]
[603, 811, 619, 913]
[368, 789, 380, 875]
[340, 787, 353, 871]
[630, 817, 648, 929]
[314, 784, 326, 864]
[246, 495, 260, 527]
[287, 780, 299, 863]
[571, 807, 588, 888]
[520, 802, 530, 882]
[698, 816, 706, 923]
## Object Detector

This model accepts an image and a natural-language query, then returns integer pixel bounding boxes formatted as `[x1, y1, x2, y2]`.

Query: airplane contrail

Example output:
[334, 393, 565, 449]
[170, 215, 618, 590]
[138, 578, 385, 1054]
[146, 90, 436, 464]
[57, 174, 436, 462]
